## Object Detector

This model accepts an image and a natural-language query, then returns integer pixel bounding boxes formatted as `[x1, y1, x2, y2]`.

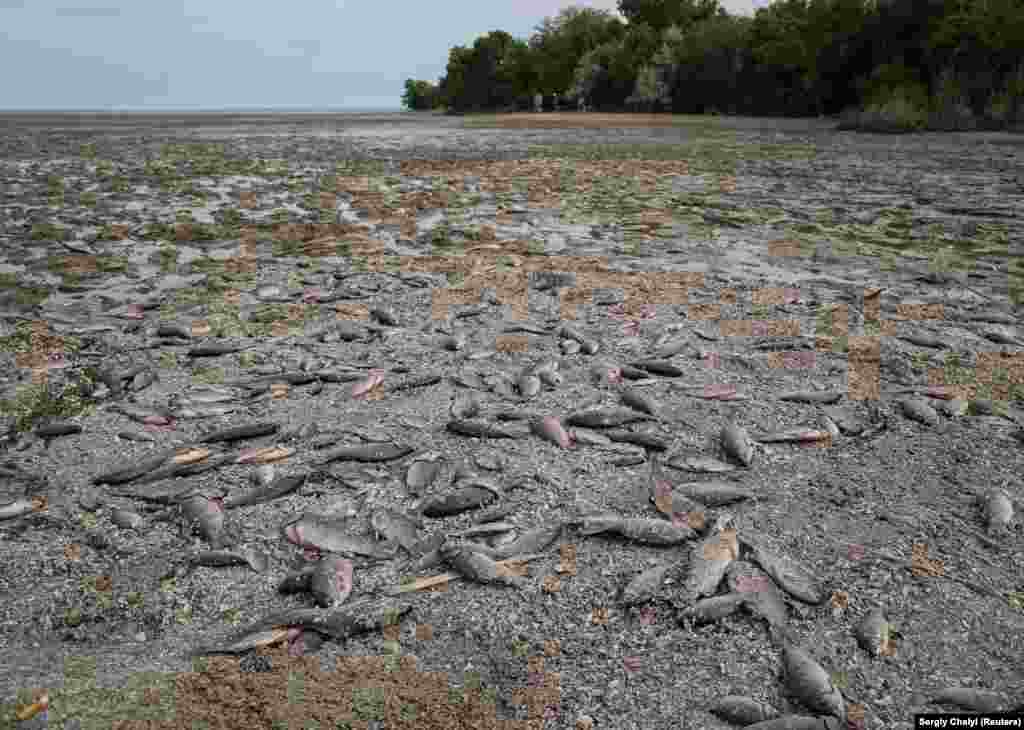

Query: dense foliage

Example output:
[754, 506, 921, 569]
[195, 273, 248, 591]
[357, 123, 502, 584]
[401, 0, 1023, 131]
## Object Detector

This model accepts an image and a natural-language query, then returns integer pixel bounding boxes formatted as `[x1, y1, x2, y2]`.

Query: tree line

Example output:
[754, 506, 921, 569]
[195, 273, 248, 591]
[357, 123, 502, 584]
[401, 0, 1023, 132]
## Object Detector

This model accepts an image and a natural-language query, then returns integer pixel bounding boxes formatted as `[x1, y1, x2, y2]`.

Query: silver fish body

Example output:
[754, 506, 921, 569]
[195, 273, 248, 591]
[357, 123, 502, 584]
[405, 458, 441, 494]
[709, 695, 780, 726]
[489, 523, 563, 560]
[782, 644, 846, 720]
[721, 421, 754, 466]
[683, 593, 746, 624]
[853, 607, 895, 657]
[899, 398, 940, 427]
[283, 514, 397, 559]
[741, 534, 825, 605]
[684, 525, 738, 600]
[981, 488, 1015, 534]
[621, 563, 675, 605]
[310, 557, 354, 607]
[578, 515, 696, 546]
[440, 542, 526, 587]
[179, 493, 229, 548]
[726, 561, 788, 629]
[371, 508, 421, 553]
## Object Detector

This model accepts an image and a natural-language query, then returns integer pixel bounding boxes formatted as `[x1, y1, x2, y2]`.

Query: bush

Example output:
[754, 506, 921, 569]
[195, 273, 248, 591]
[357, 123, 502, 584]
[836, 85, 928, 133]
[925, 67, 978, 131]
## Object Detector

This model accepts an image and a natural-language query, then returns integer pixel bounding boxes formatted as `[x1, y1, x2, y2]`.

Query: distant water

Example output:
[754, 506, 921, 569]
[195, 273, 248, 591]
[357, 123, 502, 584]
[0, 107, 404, 113]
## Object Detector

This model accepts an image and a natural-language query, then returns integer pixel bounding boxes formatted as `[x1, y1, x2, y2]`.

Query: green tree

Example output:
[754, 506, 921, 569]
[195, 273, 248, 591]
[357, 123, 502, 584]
[617, 0, 723, 32]
[401, 79, 440, 110]
[528, 6, 626, 96]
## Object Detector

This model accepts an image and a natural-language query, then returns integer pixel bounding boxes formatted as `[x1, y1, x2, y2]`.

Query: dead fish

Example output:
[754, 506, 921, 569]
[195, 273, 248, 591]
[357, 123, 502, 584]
[529, 357, 560, 376]
[744, 716, 841, 730]
[224, 473, 307, 509]
[667, 455, 738, 474]
[369, 307, 398, 326]
[200, 422, 279, 443]
[117, 430, 156, 443]
[531, 416, 573, 449]
[132, 453, 235, 485]
[440, 541, 527, 587]
[899, 333, 948, 348]
[192, 626, 293, 656]
[156, 323, 192, 339]
[250, 464, 276, 487]
[0, 497, 44, 521]
[684, 519, 738, 600]
[130, 369, 157, 392]
[619, 388, 660, 417]
[557, 324, 588, 343]
[34, 422, 82, 439]
[654, 338, 690, 358]
[109, 403, 176, 424]
[489, 522, 563, 560]
[673, 481, 754, 507]
[537, 368, 562, 387]
[709, 695, 780, 726]
[313, 369, 364, 383]
[782, 643, 847, 720]
[682, 593, 747, 624]
[450, 393, 481, 420]
[110, 508, 145, 530]
[982, 326, 1023, 345]
[173, 404, 238, 420]
[193, 600, 413, 655]
[351, 369, 385, 398]
[282, 514, 397, 559]
[980, 488, 1015, 535]
[722, 421, 754, 466]
[516, 373, 541, 399]
[438, 334, 465, 351]
[474, 502, 518, 524]
[939, 398, 969, 417]
[899, 398, 940, 427]
[447, 419, 521, 439]
[318, 443, 412, 464]
[370, 508, 421, 553]
[930, 687, 1009, 713]
[577, 515, 696, 546]
[179, 493, 230, 548]
[190, 548, 268, 573]
[188, 342, 246, 357]
[570, 428, 613, 447]
[91, 447, 177, 485]
[604, 430, 669, 451]
[777, 391, 843, 404]
[853, 607, 896, 657]
[681, 385, 751, 401]
[651, 480, 705, 526]
[405, 458, 441, 494]
[726, 561, 787, 624]
[278, 567, 315, 595]
[754, 428, 833, 444]
[632, 359, 684, 377]
[310, 557, 354, 607]
[420, 486, 500, 518]
[457, 522, 516, 539]
[967, 312, 1017, 325]
[620, 563, 676, 606]
[564, 408, 654, 429]
[742, 534, 824, 604]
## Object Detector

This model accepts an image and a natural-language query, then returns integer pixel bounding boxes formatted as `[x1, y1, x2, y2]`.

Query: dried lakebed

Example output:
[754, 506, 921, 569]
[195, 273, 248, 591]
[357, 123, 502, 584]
[0, 112, 1023, 729]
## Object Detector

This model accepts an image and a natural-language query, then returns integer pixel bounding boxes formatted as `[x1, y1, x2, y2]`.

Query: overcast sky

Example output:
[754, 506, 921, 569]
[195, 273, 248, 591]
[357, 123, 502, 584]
[0, 0, 765, 110]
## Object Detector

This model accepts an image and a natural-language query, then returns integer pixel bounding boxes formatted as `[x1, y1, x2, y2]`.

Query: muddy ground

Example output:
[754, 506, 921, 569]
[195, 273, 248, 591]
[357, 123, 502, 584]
[0, 112, 1022, 729]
